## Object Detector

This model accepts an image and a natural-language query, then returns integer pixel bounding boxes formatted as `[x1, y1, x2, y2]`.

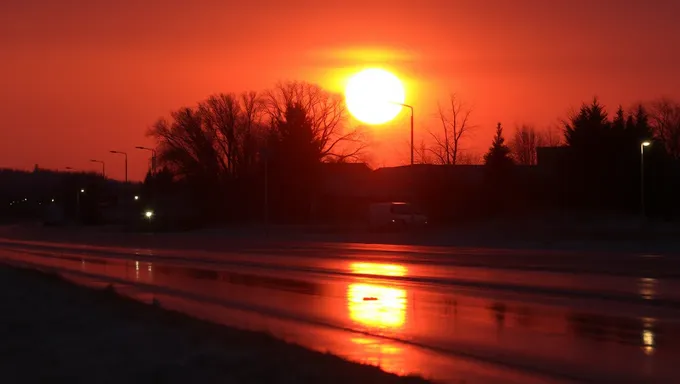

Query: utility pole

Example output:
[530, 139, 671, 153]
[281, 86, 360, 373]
[640, 141, 651, 221]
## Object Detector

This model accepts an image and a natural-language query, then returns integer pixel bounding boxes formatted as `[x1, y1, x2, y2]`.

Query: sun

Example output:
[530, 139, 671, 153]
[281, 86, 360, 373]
[345, 68, 405, 125]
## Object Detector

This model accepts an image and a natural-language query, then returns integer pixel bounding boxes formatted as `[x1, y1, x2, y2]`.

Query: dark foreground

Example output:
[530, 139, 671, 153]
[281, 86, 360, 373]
[0, 265, 427, 384]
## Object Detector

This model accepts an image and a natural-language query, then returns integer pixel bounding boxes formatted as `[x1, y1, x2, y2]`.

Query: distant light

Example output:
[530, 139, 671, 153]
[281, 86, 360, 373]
[51, 198, 55, 203]
[144, 210, 154, 219]
[23, 198, 27, 202]
[642, 141, 651, 147]
[134, 195, 139, 201]
[80, 189, 85, 193]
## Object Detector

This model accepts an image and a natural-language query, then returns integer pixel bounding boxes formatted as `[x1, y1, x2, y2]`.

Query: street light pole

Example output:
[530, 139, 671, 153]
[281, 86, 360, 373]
[90, 159, 105, 178]
[265, 156, 269, 231]
[389, 102, 416, 223]
[135, 146, 157, 176]
[76, 188, 85, 224]
[640, 141, 651, 220]
[261, 147, 269, 235]
[110, 151, 128, 182]
[410, 106, 414, 166]
[389, 102, 414, 165]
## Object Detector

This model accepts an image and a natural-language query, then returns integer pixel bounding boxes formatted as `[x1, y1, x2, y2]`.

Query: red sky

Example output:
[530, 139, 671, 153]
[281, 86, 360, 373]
[2, 0, 680, 180]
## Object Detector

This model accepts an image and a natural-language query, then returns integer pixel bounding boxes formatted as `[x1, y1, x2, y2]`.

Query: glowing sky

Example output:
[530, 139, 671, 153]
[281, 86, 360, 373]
[2, 0, 679, 179]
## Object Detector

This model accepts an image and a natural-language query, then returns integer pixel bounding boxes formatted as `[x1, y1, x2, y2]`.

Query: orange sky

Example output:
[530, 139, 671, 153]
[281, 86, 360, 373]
[2, 0, 680, 180]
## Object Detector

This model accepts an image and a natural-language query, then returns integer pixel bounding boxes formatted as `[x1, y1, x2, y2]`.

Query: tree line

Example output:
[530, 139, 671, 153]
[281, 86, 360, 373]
[419, 94, 680, 167]
[470, 97, 680, 219]
[145, 81, 367, 223]
[145, 78, 680, 223]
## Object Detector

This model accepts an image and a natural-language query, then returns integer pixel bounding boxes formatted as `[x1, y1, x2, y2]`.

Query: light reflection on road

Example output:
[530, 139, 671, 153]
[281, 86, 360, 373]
[642, 317, 656, 355]
[638, 277, 657, 300]
[347, 262, 408, 330]
[2, 246, 680, 383]
[350, 337, 406, 376]
[347, 284, 407, 329]
[349, 262, 407, 277]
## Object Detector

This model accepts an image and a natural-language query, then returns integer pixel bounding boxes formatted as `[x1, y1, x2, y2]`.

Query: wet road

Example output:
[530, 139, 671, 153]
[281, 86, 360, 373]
[1, 238, 679, 383]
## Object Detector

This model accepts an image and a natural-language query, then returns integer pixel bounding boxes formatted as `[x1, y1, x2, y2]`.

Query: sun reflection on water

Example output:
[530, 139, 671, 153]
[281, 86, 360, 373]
[350, 262, 407, 277]
[347, 262, 408, 329]
[348, 284, 407, 328]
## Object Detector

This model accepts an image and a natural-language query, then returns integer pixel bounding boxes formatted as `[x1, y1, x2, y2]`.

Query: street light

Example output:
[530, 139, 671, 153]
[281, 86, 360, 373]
[76, 188, 85, 223]
[110, 150, 128, 182]
[640, 141, 651, 220]
[135, 146, 157, 176]
[390, 102, 415, 165]
[259, 147, 270, 234]
[90, 159, 105, 177]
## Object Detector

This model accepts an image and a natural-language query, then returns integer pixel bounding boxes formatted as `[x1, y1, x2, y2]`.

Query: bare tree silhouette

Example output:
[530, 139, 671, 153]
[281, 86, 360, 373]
[428, 94, 475, 165]
[264, 81, 368, 162]
[149, 107, 224, 182]
[510, 124, 541, 165]
[149, 93, 267, 182]
[650, 98, 680, 159]
[540, 124, 563, 147]
[414, 138, 434, 164]
[457, 151, 481, 165]
[199, 94, 241, 177]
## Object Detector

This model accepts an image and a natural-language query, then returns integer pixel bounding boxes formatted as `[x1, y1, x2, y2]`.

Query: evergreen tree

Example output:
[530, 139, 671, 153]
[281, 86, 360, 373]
[612, 105, 626, 132]
[562, 98, 653, 211]
[625, 114, 635, 133]
[630, 104, 653, 142]
[482, 123, 514, 217]
[484, 122, 514, 168]
[564, 97, 610, 150]
[269, 102, 322, 223]
[611, 105, 628, 150]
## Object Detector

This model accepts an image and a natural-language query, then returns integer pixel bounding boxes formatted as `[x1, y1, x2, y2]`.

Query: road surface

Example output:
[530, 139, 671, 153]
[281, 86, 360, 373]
[1, 236, 679, 383]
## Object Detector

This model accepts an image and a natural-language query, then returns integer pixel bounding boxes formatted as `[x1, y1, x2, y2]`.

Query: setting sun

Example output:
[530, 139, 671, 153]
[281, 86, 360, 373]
[345, 68, 405, 125]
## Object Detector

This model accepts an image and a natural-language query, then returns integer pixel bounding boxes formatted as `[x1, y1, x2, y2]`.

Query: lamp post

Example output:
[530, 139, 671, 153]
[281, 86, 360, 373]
[388, 102, 416, 222]
[390, 102, 414, 165]
[260, 147, 269, 234]
[76, 188, 85, 223]
[135, 146, 157, 176]
[110, 150, 128, 182]
[90, 159, 105, 177]
[640, 141, 651, 220]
